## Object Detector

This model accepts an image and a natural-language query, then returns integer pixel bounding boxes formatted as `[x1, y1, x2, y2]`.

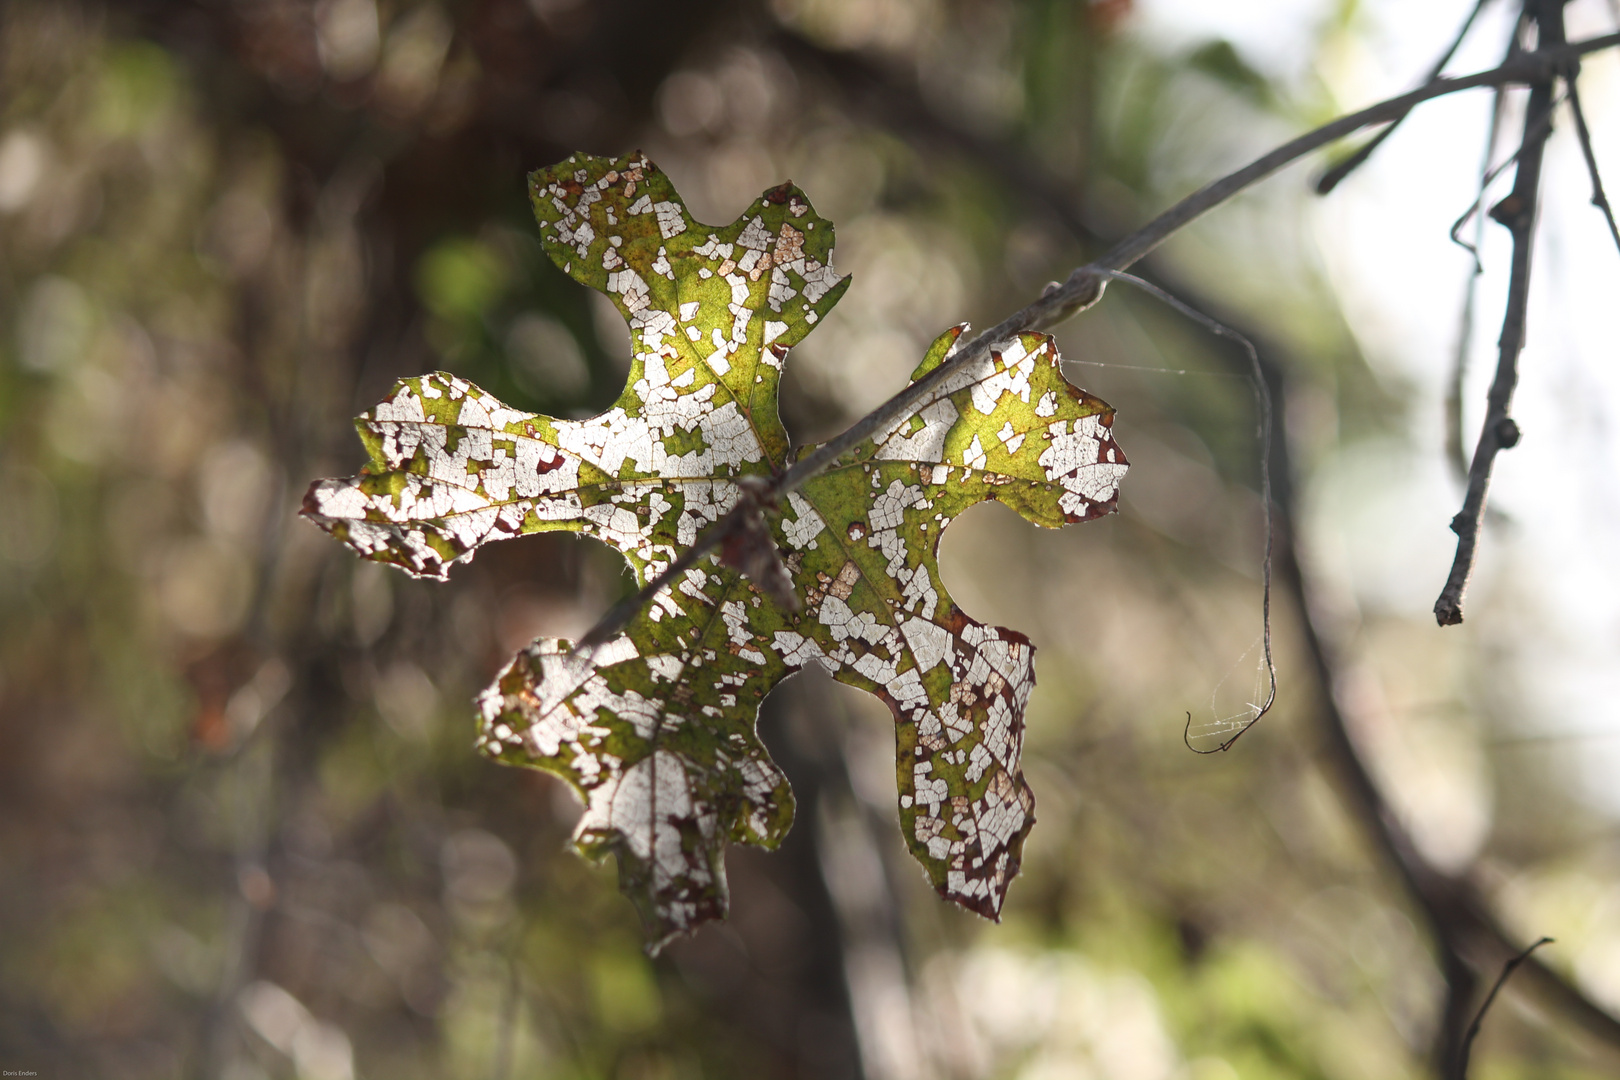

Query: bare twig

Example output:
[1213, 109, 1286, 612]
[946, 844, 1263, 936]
[1567, 81, 1620, 257]
[1086, 270, 1277, 752]
[1448, 75, 1512, 479]
[1443, 80, 1562, 482]
[1448, 93, 1564, 264]
[1316, 0, 1497, 195]
[1434, 5, 1569, 627]
[1447, 9, 1527, 479]
[1456, 937, 1555, 1079]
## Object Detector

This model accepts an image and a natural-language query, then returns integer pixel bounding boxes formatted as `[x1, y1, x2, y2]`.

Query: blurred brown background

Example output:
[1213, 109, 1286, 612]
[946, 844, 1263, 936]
[4, 1, 1620, 1077]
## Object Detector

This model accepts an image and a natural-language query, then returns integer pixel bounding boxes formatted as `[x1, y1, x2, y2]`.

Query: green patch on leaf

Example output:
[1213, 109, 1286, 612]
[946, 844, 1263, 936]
[304, 152, 1127, 951]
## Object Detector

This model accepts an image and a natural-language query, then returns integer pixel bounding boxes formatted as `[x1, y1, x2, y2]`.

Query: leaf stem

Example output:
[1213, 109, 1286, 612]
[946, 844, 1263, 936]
[573, 504, 748, 652]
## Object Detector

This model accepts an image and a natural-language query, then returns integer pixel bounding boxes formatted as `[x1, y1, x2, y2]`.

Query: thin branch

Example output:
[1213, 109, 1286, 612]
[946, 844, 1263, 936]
[574, 503, 748, 651]
[775, 31, 1620, 505]
[1448, 93, 1564, 265]
[1567, 80, 1620, 257]
[1086, 270, 1277, 752]
[1091, 33, 1619, 275]
[1443, 83, 1563, 486]
[1456, 937, 1555, 1079]
[1434, 7, 1569, 626]
[1316, 0, 1497, 195]
[1447, 9, 1527, 481]
[1448, 75, 1512, 479]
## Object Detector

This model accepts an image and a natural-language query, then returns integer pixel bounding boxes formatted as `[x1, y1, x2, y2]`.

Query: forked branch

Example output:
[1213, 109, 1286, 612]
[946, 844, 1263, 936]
[1434, 2, 1569, 626]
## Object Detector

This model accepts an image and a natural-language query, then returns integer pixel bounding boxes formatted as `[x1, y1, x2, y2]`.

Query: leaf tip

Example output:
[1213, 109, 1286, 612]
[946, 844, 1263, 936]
[909, 322, 970, 381]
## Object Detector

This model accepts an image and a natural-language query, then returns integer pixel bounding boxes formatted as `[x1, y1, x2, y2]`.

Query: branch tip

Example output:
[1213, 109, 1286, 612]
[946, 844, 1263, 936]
[1456, 937, 1556, 1078]
[1433, 5, 1568, 628]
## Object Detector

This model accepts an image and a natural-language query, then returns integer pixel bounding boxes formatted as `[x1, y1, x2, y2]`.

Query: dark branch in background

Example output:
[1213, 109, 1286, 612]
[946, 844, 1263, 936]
[1240, 319, 1620, 1073]
[1315, 0, 1496, 195]
[1458, 937, 1555, 1079]
[772, 22, 1620, 1078]
[769, 28, 1104, 251]
[1433, 1, 1568, 627]
[1567, 81, 1620, 257]
[1276, 420, 1620, 1074]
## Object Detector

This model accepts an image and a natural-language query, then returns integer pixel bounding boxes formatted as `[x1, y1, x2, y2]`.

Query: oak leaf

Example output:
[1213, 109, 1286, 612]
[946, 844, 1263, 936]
[303, 152, 1127, 950]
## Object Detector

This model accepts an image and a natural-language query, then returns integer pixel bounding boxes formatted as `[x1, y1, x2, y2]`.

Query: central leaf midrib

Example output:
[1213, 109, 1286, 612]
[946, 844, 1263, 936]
[666, 247, 785, 474]
[637, 572, 741, 874]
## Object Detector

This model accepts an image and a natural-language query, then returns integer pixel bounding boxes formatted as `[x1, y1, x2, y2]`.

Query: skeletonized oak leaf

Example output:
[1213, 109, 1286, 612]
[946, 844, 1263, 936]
[303, 152, 1127, 951]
